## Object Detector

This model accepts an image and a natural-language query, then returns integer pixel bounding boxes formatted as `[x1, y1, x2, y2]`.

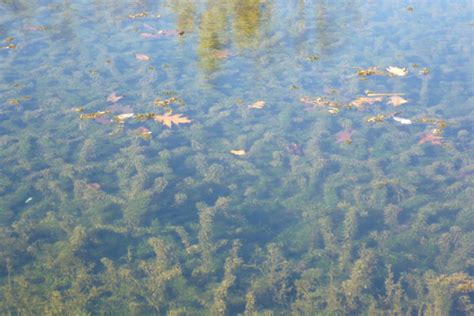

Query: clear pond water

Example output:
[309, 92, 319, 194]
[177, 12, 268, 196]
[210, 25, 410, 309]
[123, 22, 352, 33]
[0, 1, 473, 315]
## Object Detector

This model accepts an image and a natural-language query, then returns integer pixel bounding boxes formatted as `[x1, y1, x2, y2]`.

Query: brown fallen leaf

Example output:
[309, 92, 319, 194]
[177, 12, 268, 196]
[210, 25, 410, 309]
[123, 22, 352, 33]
[230, 149, 246, 156]
[386, 66, 408, 76]
[388, 95, 408, 107]
[350, 96, 383, 109]
[107, 92, 124, 103]
[135, 53, 150, 61]
[154, 113, 191, 128]
[249, 100, 265, 109]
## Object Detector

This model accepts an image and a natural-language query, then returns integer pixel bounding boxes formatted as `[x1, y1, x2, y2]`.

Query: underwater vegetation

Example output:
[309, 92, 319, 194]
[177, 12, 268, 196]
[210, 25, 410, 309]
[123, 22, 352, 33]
[0, 0, 473, 315]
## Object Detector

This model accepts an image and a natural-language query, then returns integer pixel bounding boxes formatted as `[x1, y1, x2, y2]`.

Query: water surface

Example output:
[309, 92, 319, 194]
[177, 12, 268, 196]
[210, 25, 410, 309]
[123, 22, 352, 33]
[0, 1, 473, 315]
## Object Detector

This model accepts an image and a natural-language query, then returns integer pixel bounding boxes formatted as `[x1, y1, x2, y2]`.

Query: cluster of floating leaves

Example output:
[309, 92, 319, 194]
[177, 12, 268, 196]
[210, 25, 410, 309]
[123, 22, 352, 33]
[69, 12, 192, 140]
[357, 66, 409, 77]
[297, 65, 447, 146]
[77, 91, 191, 140]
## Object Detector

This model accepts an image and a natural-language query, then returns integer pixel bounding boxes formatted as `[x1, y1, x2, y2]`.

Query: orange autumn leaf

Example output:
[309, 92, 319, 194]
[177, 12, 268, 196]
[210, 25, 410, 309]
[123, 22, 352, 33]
[350, 96, 383, 109]
[154, 113, 191, 128]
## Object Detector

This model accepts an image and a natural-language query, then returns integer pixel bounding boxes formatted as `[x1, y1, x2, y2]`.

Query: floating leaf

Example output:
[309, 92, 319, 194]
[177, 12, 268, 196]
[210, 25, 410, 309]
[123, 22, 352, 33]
[136, 113, 157, 121]
[80, 111, 109, 120]
[393, 116, 412, 125]
[114, 113, 135, 123]
[24, 25, 48, 32]
[327, 107, 340, 114]
[135, 53, 150, 61]
[230, 149, 246, 156]
[249, 100, 265, 109]
[386, 66, 408, 76]
[306, 55, 320, 61]
[300, 96, 339, 108]
[107, 92, 124, 103]
[418, 132, 443, 145]
[365, 91, 404, 97]
[2, 43, 16, 50]
[140, 33, 162, 39]
[86, 183, 101, 191]
[213, 49, 233, 59]
[388, 95, 408, 107]
[128, 12, 149, 19]
[336, 129, 353, 144]
[366, 114, 387, 123]
[154, 97, 178, 107]
[141, 30, 184, 39]
[7, 99, 20, 106]
[420, 67, 430, 75]
[350, 96, 383, 109]
[367, 112, 400, 123]
[154, 113, 191, 128]
[357, 67, 384, 76]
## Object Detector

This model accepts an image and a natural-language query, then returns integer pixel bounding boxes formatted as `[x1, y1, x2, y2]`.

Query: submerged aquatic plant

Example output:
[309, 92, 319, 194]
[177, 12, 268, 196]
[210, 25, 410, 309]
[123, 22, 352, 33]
[0, 1, 471, 315]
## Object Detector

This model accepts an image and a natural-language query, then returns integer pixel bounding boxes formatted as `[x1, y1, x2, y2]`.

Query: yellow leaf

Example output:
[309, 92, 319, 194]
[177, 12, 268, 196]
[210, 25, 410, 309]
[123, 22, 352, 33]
[230, 149, 246, 156]
[386, 66, 408, 76]
[249, 100, 265, 109]
[388, 95, 408, 107]
[154, 113, 191, 128]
